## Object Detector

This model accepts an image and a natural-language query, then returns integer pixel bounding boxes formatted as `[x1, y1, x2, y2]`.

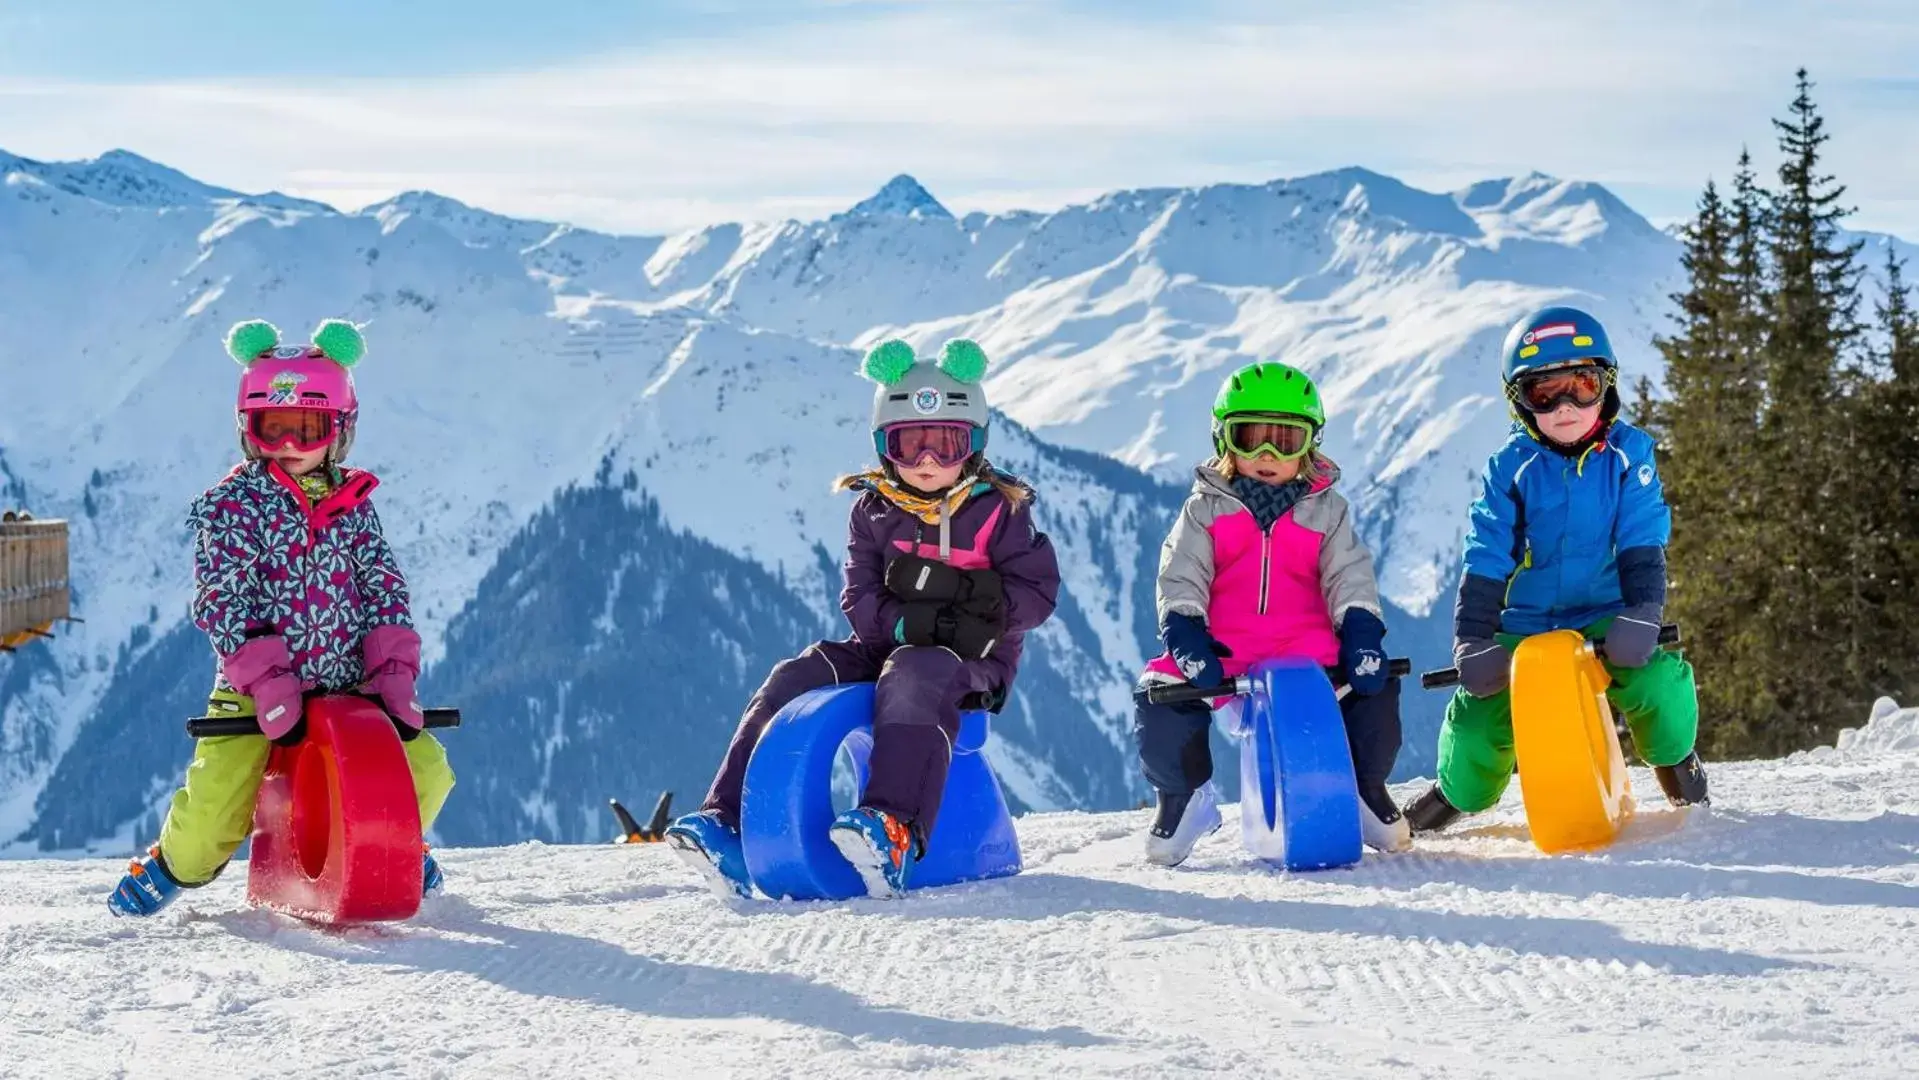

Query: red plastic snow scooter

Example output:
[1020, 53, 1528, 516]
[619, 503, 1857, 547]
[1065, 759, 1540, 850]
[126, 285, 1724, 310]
[185, 694, 461, 925]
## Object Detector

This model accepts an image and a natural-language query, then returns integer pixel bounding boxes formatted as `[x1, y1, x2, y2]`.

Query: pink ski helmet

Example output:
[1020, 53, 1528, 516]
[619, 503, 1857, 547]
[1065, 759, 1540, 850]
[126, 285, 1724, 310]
[225, 319, 366, 462]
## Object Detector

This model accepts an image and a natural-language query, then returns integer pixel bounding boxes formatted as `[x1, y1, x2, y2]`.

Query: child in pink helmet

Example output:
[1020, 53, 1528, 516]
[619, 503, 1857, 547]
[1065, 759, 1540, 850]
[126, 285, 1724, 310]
[107, 319, 456, 916]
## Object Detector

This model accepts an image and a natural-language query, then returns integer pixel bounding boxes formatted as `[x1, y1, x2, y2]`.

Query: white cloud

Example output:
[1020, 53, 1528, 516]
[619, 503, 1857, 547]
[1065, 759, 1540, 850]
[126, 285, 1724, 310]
[0, 1, 1912, 236]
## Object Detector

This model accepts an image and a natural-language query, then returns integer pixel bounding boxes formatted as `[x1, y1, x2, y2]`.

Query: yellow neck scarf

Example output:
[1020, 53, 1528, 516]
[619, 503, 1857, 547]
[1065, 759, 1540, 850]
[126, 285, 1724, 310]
[852, 469, 979, 526]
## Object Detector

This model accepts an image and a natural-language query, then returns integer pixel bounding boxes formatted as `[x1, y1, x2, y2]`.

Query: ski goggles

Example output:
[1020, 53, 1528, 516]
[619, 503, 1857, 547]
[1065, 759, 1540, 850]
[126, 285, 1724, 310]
[1510, 365, 1613, 413]
[1219, 415, 1317, 461]
[246, 407, 337, 453]
[880, 421, 978, 469]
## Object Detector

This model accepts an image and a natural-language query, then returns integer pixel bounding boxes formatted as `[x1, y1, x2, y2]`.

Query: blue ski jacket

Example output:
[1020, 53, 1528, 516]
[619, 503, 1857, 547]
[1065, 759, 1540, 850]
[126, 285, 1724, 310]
[1457, 420, 1670, 638]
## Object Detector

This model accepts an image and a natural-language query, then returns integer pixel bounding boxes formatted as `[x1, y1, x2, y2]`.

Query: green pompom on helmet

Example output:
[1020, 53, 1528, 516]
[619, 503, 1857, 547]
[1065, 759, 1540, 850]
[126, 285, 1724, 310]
[1210, 361, 1325, 454]
[936, 338, 989, 384]
[224, 319, 282, 365]
[861, 339, 919, 385]
[311, 319, 367, 368]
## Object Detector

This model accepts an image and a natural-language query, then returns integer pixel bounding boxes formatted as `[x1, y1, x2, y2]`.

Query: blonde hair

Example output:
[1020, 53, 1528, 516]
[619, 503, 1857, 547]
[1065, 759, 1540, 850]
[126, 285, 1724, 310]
[1212, 450, 1330, 484]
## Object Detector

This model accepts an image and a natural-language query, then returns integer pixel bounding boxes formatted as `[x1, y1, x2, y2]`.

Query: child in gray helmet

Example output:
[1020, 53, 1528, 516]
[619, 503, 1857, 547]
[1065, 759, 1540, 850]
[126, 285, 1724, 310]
[667, 339, 1061, 899]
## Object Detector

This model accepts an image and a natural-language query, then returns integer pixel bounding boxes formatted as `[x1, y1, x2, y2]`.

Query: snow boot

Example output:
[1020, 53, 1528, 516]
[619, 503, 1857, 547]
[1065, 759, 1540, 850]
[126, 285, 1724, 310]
[422, 846, 445, 897]
[664, 811, 753, 899]
[1653, 751, 1710, 807]
[1358, 784, 1412, 852]
[107, 846, 185, 917]
[1143, 783, 1222, 867]
[828, 806, 918, 899]
[1403, 784, 1463, 834]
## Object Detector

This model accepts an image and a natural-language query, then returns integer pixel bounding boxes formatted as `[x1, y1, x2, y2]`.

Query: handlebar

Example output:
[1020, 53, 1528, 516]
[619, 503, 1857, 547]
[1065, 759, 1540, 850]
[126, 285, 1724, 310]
[1145, 658, 1412, 706]
[1418, 624, 1681, 690]
[185, 705, 462, 739]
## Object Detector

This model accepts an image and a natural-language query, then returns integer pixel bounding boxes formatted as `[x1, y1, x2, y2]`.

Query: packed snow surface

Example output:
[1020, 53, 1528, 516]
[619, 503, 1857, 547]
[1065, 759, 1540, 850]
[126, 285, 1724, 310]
[3, 705, 1916, 1078]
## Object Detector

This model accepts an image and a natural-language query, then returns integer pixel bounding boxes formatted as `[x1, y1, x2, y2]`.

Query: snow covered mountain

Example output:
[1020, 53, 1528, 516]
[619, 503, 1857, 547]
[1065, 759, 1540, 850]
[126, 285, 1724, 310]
[4, 701, 1915, 1077]
[0, 148, 1908, 851]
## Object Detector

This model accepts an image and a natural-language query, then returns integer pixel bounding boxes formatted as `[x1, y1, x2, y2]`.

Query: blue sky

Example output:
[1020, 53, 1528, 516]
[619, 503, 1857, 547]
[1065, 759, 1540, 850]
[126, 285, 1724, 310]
[1, 0, 1913, 237]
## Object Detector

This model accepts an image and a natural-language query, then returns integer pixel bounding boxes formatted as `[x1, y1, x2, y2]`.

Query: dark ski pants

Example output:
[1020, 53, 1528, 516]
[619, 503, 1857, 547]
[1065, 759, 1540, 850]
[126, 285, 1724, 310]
[702, 639, 993, 844]
[1134, 676, 1404, 821]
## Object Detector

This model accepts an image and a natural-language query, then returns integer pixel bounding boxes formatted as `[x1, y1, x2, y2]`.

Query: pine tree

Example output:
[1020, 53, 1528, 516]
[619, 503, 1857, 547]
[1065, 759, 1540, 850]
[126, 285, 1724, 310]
[1849, 251, 1919, 705]
[1752, 69, 1866, 753]
[1886, 256, 1919, 694]
[1654, 179, 1768, 754]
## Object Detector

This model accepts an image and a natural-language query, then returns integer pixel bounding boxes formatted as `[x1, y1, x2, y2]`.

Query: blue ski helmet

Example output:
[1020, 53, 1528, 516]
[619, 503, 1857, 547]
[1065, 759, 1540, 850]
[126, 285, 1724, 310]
[1500, 306, 1616, 383]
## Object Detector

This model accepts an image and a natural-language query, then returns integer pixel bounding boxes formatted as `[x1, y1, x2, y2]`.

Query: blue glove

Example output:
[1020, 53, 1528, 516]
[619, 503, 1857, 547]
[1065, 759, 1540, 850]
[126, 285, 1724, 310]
[1338, 609, 1389, 696]
[1161, 612, 1232, 690]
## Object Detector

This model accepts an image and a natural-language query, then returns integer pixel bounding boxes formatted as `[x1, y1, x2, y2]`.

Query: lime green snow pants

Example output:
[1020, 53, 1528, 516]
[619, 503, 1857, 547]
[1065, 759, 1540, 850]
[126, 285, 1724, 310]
[157, 692, 455, 884]
[1436, 619, 1697, 813]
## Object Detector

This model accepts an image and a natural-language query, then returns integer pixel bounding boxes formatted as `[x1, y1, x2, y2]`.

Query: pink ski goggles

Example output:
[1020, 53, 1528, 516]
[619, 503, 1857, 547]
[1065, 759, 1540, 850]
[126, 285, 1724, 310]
[879, 421, 978, 469]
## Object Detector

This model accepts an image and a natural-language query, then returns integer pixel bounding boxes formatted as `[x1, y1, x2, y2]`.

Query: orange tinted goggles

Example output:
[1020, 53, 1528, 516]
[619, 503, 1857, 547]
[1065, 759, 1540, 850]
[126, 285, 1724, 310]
[1513, 366, 1611, 413]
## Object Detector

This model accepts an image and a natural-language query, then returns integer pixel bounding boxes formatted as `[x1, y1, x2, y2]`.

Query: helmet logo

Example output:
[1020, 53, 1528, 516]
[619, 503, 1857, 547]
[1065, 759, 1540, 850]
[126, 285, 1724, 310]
[1522, 322, 1577, 346]
[911, 387, 942, 415]
[266, 370, 308, 405]
[270, 345, 307, 360]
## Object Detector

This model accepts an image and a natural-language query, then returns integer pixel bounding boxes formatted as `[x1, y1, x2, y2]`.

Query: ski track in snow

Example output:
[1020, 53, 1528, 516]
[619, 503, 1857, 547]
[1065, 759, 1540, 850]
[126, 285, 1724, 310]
[5, 705, 1918, 1080]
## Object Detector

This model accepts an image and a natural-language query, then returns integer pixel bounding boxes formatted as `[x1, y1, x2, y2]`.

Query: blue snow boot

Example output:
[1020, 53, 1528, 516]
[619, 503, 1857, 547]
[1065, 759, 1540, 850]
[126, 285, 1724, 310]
[422, 846, 445, 897]
[664, 811, 752, 899]
[828, 806, 918, 899]
[107, 846, 184, 917]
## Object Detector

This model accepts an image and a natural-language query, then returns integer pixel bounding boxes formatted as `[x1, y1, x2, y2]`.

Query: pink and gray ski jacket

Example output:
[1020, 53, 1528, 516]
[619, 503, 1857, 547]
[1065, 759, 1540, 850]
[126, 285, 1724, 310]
[189, 459, 412, 693]
[1144, 461, 1383, 679]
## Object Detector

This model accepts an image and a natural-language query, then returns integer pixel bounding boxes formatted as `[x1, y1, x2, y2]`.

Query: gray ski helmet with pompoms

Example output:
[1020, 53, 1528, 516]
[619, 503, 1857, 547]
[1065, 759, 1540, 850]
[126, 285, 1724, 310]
[860, 338, 992, 458]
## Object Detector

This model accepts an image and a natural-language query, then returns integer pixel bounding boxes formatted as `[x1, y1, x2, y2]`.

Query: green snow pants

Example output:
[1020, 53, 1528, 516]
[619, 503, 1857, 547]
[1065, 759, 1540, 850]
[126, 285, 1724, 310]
[157, 690, 456, 884]
[1436, 618, 1697, 813]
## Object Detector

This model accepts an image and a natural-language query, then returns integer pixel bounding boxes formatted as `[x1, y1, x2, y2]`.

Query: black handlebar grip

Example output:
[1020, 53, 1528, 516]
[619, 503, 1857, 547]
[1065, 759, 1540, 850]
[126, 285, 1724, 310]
[1144, 658, 1411, 706]
[186, 706, 462, 739]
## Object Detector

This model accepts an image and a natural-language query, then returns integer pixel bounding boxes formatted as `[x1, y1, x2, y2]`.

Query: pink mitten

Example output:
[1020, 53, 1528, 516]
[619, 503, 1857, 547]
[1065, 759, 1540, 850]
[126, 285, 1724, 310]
[222, 636, 306, 744]
[362, 624, 424, 734]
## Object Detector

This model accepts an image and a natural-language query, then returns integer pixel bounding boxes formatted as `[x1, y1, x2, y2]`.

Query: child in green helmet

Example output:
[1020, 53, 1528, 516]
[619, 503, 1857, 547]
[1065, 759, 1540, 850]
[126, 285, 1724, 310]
[1136, 361, 1408, 866]
[1401, 306, 1707, 835]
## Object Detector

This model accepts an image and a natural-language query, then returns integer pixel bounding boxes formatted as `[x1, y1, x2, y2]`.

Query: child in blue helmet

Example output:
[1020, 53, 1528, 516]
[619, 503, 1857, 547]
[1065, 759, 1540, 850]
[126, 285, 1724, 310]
[1403, 306, 1707, 831]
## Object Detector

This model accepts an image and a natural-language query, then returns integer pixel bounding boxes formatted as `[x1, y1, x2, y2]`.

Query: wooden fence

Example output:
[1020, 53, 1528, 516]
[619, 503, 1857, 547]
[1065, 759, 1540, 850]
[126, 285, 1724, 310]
[1, 515, 71, 650]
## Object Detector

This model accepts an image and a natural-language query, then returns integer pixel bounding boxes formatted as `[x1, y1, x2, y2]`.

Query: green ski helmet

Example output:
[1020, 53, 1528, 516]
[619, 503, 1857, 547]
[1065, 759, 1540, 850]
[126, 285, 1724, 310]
[1210, 361, 1325, 457]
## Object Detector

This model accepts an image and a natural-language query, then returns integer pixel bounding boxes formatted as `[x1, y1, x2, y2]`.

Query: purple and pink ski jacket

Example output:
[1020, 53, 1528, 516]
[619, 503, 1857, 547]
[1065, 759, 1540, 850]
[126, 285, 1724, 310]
[1145, 461, 1383, 679]
[189, 459, 412, 693]
[840, 474, 1061, 690]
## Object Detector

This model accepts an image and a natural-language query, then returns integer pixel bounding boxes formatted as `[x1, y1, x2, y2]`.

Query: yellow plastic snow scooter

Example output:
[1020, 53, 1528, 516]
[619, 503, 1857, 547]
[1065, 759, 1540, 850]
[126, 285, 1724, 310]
[1, 511, 73, 653]
[1422, 624, 1680, 854]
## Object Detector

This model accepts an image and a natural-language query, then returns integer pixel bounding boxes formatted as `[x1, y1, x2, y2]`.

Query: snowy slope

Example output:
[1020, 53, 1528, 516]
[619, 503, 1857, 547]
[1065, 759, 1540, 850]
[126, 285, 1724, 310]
[0, 151, 1184, 849]
[3, 147, 1912, 854]
[3, 703, 1915, 1078]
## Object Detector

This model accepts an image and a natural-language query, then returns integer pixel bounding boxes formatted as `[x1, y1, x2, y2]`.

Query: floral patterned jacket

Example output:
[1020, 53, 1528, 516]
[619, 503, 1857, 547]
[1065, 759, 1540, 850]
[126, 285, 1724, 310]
[189, 459, 411, 692]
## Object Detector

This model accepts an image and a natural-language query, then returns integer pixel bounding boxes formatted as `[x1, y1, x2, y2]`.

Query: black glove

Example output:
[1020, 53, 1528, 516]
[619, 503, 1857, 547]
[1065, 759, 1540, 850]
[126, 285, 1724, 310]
[945, 607, 1005, 660]
[955, 568, 1004, 619]
[1602, 607, 1662, 669]
[1162, 612, 1232, 691]
[898, 599, 1005, 660]
[1454, 638, 1512, 698]
[885, 554, 962, 603]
